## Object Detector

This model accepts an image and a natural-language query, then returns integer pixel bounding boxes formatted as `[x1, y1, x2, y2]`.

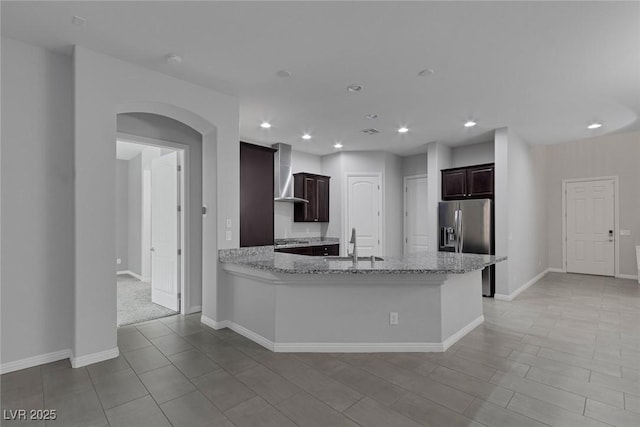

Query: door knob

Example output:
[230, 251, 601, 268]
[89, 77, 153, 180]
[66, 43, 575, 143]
[150, 247, 155, 252]
[608, 230, 614, 242]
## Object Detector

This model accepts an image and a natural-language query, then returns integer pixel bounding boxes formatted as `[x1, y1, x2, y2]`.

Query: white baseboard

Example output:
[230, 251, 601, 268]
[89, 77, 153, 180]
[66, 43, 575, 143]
[116, 270, 144, 281]
[495, 268, 550, 301]
[617, 273, 639, 281]
[547, 267, 564, 273]
[0, 349, 72, 374]
[441, 315, 485, 351]
[200, 315, 482, 353]
[71, 347, 119, 368]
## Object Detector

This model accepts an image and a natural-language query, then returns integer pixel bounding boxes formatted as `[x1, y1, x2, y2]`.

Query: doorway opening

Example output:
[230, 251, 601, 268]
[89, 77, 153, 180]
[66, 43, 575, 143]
[116, 138, 187, 325]
[563, 177, 618, 277]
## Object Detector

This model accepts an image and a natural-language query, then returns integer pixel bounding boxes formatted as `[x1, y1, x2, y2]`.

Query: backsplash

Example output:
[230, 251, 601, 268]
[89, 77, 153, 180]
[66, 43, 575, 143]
[274, 202, 322, 239]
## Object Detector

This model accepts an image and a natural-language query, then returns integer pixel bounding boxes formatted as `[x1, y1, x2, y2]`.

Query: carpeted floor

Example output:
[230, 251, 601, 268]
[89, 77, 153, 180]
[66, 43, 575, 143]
[117, 274, 177, 326]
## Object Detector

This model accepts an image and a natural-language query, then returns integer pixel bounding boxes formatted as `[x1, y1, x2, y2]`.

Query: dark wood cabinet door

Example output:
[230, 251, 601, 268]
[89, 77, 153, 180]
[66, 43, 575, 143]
[442, 169, 467, 200]
[311, 244, 339, 256]
[467, 165, 494, 198]
[316, 176, 330, 222]
[240, 142, 275, 247]
[275, 246, 313, 255]
[293, 173, 331, 222]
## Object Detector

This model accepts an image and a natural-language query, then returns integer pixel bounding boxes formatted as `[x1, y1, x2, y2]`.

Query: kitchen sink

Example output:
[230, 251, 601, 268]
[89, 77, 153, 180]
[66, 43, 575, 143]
[324, 256, 384, 261]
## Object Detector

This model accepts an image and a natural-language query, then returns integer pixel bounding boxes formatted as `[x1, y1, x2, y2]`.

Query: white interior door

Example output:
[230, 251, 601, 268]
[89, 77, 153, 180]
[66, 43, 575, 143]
[346, 175, 381, 257]
[566, 179, 614, 276]
[151, 151, 180, 311]
[404, 175, 429, 254]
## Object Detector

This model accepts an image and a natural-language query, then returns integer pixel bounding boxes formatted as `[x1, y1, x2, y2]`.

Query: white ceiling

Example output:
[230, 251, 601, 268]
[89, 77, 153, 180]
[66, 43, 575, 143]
[3, 1, 639, 156]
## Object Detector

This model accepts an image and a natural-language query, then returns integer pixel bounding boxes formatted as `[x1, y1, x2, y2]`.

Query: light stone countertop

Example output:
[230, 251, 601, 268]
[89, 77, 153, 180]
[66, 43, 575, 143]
[219, 247, 506, 275]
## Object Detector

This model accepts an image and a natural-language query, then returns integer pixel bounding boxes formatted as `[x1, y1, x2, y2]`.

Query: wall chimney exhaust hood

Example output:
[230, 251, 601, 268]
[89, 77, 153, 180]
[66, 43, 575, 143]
[272, 143, 309, 203]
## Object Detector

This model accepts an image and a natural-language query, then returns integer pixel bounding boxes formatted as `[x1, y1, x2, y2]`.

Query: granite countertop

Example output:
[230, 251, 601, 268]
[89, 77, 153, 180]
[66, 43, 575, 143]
[219, 247, 506, 275]
[273, 237, 340, 249]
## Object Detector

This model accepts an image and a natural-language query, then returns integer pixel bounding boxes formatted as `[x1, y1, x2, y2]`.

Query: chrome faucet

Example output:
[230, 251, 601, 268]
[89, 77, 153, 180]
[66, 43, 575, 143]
[348, 227, 358, 264]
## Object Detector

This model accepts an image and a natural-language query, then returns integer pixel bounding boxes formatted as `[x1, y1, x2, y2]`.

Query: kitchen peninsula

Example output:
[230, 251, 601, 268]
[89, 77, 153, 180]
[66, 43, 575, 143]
[213, 248, 506, 353]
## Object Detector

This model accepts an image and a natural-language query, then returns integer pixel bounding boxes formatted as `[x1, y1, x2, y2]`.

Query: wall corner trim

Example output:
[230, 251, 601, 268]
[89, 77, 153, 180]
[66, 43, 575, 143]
[70, 348, 120, 368]
[441, 315, 484, 351]
[0, 349, 72, 375]
[494, 268, 551, 301]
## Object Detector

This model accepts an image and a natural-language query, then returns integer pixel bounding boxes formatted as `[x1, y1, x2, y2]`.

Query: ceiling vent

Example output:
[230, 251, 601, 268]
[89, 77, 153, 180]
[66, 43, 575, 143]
[361, 128, 380, 135]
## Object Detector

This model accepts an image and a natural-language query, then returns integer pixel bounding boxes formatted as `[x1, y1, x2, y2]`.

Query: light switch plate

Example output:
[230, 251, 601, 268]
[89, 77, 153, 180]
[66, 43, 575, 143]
[225, 230, 232, 241]
[226, 219, 232, 228]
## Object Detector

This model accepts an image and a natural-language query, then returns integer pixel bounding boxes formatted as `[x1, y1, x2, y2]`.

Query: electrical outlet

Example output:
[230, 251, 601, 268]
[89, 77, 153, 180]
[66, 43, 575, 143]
[116, 258, 122, 265]
[389, 312, 398, 325]
[225, 230, 232, 241]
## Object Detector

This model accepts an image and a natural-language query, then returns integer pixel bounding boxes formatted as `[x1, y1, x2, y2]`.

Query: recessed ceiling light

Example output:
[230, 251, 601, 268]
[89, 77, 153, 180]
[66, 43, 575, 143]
[418, 68, 435, 77]
[302, 133, 312, 140]
[166, 54, 183, 65]
[587, 122, 602, 129]
[347, 84, 363, 92]
[334, 142, 343, 148]
[398, 127, 409, 134]
[464, 120, 477, 128]
[365, 114, 378, 119]
[260, 121, 272, 129]
[276, 69, 292, 77]
[71, 15, 87, 27]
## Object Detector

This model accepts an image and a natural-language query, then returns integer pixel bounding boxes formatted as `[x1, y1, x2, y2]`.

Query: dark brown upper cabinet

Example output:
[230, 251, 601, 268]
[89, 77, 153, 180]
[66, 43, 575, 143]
[293, 173, 330, 222]
[240, 142, 276, 247]
[442, 163, 494, 200]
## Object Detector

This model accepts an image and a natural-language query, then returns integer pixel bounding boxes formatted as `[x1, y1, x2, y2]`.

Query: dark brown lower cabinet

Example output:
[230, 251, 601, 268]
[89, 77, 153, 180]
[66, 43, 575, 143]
[240, 142, 276, 247]
[275, 244, 339, 256]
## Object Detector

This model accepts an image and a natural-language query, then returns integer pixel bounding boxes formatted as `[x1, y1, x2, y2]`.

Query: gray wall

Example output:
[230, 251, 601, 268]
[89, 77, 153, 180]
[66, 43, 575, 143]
[127, 154, 143, 275]
[116, 160, 129, 270]
[546, 130, 640, 276]
[1, 38, 74, 364]
[451, 141, 495, 168]
[117, 113, 204, 307]
[402, 153, 428, 177]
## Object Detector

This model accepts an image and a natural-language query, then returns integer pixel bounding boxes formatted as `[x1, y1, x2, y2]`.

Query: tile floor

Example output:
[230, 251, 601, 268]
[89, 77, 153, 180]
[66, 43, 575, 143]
[2, 272, 639, 426]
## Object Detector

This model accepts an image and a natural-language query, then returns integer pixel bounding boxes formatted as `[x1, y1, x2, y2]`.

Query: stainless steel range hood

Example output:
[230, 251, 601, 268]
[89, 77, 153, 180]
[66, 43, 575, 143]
[272, 143, 309, 203]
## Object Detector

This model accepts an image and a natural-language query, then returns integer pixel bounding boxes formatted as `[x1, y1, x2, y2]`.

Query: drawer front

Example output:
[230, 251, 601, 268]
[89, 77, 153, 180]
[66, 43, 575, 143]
[312, 244, 339, 256]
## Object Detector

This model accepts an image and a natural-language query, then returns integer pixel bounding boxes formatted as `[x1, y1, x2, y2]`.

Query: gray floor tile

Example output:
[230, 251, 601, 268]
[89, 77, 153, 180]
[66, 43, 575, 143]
[454, 347, 531, 377]
[344, 396, 423, 427]
[590, 370, 640, 395]
[136, 321, 174, 339]
[294, 353, 351, 376]
[122, 345, 171, 374]
[1, 367, 43, 406]
[192, 369, 256, 412]
[491, 371, 586, 413]
[44, 388, 107, 427]
[138, 365, 195, 404]
[275, 392, 360, 427]
[117, 330, 153, 352]
[537, 347, 623, 377]
[160, 390, 233, 427]
[464, 398, 548, 427]
[285, 364, 363, 412]
[404, 374, 476, 413]
[151, 333, 194, 356]
[234, 364, 301, 405]
[0, 393, 44, 427]
[168, 348, 221, 379]
[508, 349, 591, 381]
[225, 396, 296, 427]
[585, 398, 640, 426]
[391, 393, 485, 427]
[206, 345, 259, 375]
[105, 395, 171, 427]
[86, 355, 130, 382]
[526, 366, 624, 408]
[625, 393, 640, 414]
[92, 368, 149, 409]
[42, 367, 93, 399]
[508, 393, 610, 427]
[429, 365, 514, 407]
[329, 364, 408, 406]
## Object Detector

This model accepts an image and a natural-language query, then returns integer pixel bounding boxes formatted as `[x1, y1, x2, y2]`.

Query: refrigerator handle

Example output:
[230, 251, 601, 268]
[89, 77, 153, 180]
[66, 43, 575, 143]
[454, 209, 460, 253]
[458, 209, 464, 252]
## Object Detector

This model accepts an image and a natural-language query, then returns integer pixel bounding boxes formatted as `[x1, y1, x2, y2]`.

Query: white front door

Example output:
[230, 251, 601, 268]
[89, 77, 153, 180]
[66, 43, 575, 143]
[346, 174, 382, 257]
[151, 151, 180, 311]
[404, 175, 429, 254]
[566, 179, 615, 276]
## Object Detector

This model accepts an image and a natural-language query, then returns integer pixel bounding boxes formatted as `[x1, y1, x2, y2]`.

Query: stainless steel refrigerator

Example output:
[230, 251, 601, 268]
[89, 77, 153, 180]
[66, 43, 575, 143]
[438, 199, 495, 296]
